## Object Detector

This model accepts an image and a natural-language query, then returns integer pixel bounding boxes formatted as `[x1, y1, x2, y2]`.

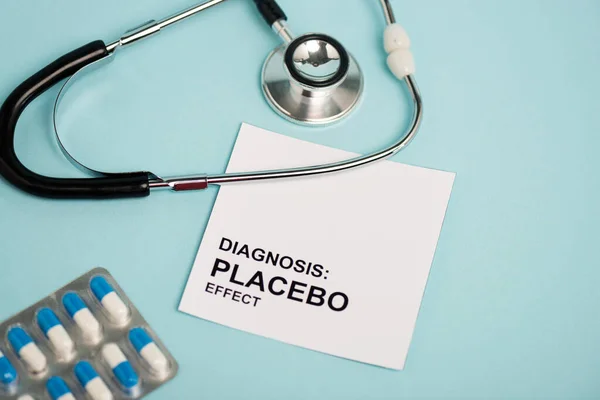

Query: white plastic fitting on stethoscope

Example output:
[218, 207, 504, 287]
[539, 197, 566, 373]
[384, 23, 415, 80]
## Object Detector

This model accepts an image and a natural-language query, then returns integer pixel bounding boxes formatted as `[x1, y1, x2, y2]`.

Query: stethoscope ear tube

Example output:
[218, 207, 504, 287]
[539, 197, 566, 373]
[0, 41, 151, 199]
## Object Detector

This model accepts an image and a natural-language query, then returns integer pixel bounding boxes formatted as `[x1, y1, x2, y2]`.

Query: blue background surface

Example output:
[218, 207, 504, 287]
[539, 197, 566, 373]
[1, 0, 599, 398]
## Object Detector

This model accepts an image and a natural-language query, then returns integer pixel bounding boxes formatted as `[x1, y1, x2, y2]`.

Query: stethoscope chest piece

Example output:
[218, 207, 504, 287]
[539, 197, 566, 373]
[261, 33, 364, 126]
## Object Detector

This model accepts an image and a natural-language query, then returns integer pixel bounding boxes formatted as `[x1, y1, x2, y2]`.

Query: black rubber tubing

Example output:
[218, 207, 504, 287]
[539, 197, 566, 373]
[0, 40, 151, 199]
[253, 0, 287, 26]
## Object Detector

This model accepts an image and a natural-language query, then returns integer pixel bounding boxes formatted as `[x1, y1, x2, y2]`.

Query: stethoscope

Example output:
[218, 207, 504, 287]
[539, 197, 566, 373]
[0, 0, 422, 199]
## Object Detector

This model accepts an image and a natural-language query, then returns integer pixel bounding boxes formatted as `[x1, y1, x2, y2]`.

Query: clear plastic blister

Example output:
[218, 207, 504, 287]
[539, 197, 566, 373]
[0, 268, 178, 399]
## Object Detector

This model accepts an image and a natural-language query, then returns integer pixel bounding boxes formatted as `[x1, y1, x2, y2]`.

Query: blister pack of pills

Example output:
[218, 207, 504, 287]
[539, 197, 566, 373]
[0, 268, 178, 400]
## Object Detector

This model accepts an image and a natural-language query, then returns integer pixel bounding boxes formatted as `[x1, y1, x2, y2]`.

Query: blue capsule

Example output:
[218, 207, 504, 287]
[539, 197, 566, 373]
[90, 277, 129, 325]
[37, 308, 75, 360]
[37, 308, 61, 334]
[101, 343, 139, 392]
[7, 327, 47, 374]
[90, 276, 114, 302]
[46, 376, 75, 400]
[7, 327, 32, 352]
[74, 361, 98, 387]
[62, 293, 102, 344]
[0, 349, 18, 386]
[74, 361, 113, 400]
[62, 292, 87, 317]
[129, 328, 169, 377]
[129, 327, 153, 352]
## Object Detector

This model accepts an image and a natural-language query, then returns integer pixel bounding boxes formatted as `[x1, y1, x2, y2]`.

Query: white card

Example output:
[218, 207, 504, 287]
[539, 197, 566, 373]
[179, 123, 455, 370]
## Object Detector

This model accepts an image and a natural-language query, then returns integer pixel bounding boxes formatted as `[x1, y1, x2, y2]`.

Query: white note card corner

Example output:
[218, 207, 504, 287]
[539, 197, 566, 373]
[179, 123, 455, 370]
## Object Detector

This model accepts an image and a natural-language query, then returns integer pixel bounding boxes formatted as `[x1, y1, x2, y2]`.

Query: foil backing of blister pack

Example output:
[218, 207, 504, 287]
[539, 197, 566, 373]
[0, 267, 178, 399]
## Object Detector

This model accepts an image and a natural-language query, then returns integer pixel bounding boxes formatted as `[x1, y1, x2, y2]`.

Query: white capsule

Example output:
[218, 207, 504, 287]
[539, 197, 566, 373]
[102, 343, 126, 369]
[20, 343, 47, 374]
[17, 395, 35, 400]
[47, 326, 75, 360]
[86, 378, 114, 400]
[101, 292, 130, 325]
[141, 343, 169, 377]
[73, 309, 103, 343]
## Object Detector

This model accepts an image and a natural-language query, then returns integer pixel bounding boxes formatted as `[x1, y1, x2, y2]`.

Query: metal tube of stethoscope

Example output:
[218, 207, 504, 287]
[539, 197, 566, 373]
[105, 0, 228, 54]
[380, 0, 397, 25]
[272, 19, 294, 43]
[207, 76, 421, 185]
[148, 74, 422, 191]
